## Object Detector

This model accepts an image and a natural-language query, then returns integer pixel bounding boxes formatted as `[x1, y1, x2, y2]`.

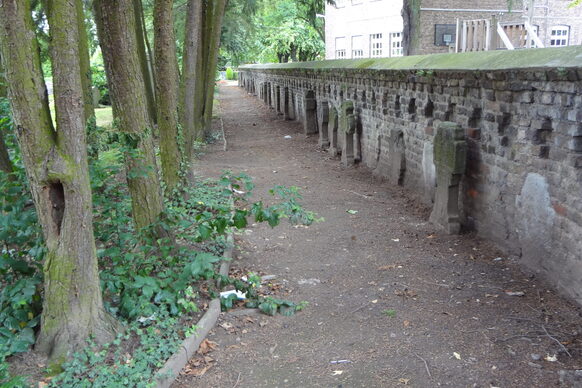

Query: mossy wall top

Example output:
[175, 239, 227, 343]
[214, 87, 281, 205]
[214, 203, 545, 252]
[240, 46, 582, 71]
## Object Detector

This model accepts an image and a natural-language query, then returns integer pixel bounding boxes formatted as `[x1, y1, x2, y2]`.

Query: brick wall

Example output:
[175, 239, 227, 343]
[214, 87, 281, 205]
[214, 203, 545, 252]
[414, 0, 523, 54]
[239, 47, 582, 305]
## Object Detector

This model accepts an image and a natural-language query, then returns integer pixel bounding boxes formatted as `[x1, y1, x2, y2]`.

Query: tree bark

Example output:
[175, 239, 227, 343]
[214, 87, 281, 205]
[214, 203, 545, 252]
[154, 0, 183, 192]
[0, 0, 116, 365]
[94, 0, 168, 236]
[181, 0, 203, 165]
[76, 0, 94, 125]
[133, 0, 157, 125]
[181, 0, 227, 159]
[200, 0, 227, 139]
[0, 131, 13, 175]
[0, 54, 14, 175]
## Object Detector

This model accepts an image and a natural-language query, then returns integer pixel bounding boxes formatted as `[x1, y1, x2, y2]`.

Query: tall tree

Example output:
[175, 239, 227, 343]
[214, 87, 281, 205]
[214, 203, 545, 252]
[200, 0, 227, 140]
[77, 0, 94, 126]
[0, 54, 14, 176]
[154, 0, 182, 191]
[133, 0, 157, 124]
[180, 0, 227, 157]
[0, 0, 116, 364]
[180, 0, 203, 164]
[94, 0, 168, 236]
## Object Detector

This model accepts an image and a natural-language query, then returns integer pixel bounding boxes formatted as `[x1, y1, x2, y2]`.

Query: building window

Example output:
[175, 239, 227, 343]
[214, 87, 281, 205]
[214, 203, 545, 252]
[550, 25, 570, 47]
[335, 0, 347, 8]
[370, 33, 383, 57]
[352, 35, 364, 58]
[335, 37, 347, 59]
[434, 24, 457, 46]
[390, 32, 403, 57]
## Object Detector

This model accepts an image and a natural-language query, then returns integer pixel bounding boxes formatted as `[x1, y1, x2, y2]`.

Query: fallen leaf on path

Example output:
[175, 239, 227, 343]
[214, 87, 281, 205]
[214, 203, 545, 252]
[453, 352, 461, 360]
[504, 291, 525, 297]
[346, 209, 358, 215]
[392, 238, 400, 242]
[544, 354, 558, 362]
[219, 322, 233, 330]
[197, 339, 218, 355]
[398, 378, 410, 385]
[403, 320, 410, 328]
[332, 370, 344, 376]
[378, 265, 396, 271]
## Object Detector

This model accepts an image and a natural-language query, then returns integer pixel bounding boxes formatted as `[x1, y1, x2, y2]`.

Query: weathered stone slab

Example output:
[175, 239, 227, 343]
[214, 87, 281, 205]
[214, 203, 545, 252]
[283, 87, 290, 120]
[303, 90, 318, 135]
[339, 101, 356, 166]
[388, 129, 406, 185]
[328, 107, 339, 156]
[317, 101, 330, 148]
[429, 122, 467, 234]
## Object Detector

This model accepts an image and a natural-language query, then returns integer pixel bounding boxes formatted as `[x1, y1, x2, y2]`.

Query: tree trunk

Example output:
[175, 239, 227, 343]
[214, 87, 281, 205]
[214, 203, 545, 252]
[76, 0, 94, 125]
[0, 131, 13, 175]
[154, 0, 182, 192]
[182, 0, 227, 152]
[0, 51, 7, 98]
[180, 0, 203, 165]
[0, 0, 116, 366]
[133, 0, 157, 125]
[200, 0, 227, 139]
[0, 54, 14, 176]
[94, 0, 168, 236]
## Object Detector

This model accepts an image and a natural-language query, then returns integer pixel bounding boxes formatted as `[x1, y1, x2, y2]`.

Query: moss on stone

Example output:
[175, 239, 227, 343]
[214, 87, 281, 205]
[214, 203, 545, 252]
[240, 46, 582, 72]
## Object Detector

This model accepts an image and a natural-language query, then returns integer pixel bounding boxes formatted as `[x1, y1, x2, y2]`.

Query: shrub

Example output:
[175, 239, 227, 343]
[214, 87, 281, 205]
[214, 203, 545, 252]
[225, 67, 234, 80]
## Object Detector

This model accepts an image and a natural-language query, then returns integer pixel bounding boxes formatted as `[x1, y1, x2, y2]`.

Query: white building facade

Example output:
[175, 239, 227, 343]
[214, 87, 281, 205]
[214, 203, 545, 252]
[325, 0, 404, 60]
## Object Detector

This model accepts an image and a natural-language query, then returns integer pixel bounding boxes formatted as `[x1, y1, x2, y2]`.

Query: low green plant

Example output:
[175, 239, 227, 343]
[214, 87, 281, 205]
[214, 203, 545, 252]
[0, 98, 44, 357]
[225, 67, 235, 80]
[0, 350, 27, 388]
[49, 315, 182, 388]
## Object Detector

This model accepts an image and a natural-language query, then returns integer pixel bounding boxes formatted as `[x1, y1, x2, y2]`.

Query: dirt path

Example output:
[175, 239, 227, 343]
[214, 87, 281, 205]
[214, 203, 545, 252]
[172, 83, 582, 388]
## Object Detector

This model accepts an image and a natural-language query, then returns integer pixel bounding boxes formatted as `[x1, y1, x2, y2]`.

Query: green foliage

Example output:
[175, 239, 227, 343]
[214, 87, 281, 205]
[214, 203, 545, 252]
[220, 0, 326, 65]
[91, 64, 110, 106]
[0, 350, 27, 388]
[49, 315, 182, 388]
[0, 99, 44, 358]
[225, 67, 235, 80]
[382, 309, 397, 318]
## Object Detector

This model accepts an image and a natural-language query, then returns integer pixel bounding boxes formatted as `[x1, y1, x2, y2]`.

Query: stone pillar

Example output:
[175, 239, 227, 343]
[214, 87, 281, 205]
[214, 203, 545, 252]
[267, 83, 272, 107]
[275, 85, 281, 114]
[289, 91, 295, 120]
[328, 108, 339, 156]
[283, 87, 290, 120]
[303, 90, 318, 135]
[429, 122, 467, 234]
[339, 101, 356, 166]
[388, 130, 406, 185]
[318, 101, 330, 148]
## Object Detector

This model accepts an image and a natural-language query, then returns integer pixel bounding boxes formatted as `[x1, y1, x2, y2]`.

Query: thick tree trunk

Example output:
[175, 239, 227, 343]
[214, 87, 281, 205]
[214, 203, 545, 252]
[154, 0, 182, 192]
[0, 0, 116, 365]
[133, 0, 157, 125]
[94, 0, 168, 235]
[180, 0, 203, 165]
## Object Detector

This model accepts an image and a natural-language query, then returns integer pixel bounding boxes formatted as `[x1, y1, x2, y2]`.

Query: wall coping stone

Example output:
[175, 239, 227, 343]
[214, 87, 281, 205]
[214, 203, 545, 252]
[239, 46, 582, 72]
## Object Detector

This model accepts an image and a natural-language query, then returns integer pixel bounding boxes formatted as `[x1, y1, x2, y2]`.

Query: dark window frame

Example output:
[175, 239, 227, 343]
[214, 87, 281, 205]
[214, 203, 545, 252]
[434, 24, 457, 46]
